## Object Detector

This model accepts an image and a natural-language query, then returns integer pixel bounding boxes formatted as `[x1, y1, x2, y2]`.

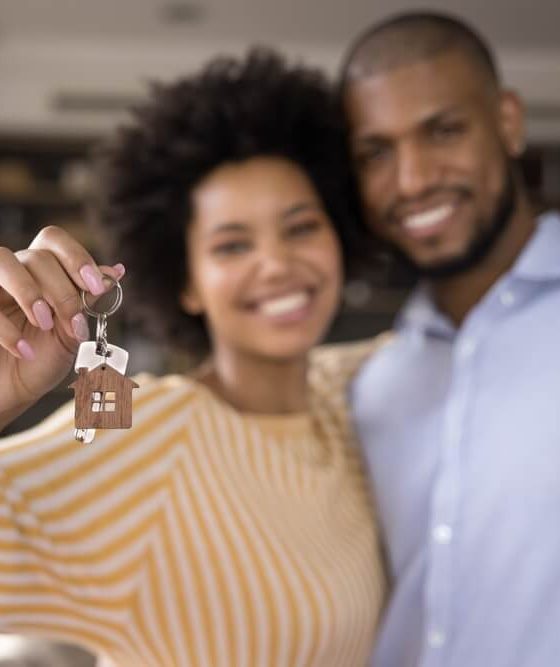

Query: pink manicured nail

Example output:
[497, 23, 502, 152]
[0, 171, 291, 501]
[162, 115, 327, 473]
[32, 299, 54, 331]
[16, 339, 35, 361]
[79, 265, 105, 295]
[71, 313, 90, 342]
[112, 263, 126, 279]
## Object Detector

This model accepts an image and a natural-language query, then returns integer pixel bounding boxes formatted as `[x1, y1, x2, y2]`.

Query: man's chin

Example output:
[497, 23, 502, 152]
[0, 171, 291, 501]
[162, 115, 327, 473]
[390, 244, 479, 280]
[414, 254, 476, 280]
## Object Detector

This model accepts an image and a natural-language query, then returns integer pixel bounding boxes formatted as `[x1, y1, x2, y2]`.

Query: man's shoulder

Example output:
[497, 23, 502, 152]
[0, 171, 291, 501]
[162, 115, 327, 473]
[351, 329, 415, 392]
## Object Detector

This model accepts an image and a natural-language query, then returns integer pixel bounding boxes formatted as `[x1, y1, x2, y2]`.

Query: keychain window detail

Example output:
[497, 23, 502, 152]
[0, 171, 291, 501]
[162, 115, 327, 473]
[92, 391, 116, 412]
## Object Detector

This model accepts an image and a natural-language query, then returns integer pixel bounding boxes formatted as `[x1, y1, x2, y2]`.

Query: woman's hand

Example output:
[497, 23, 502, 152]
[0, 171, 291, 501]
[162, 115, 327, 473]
[0, 225, 125, 426]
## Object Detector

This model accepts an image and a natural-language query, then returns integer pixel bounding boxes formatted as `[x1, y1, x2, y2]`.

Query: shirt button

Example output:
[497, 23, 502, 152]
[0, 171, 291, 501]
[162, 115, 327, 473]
[500, 290, 515, 306]
[433, 524, 453, 544]
[428, 630, 446, 648]
[458, 338, 476, 359]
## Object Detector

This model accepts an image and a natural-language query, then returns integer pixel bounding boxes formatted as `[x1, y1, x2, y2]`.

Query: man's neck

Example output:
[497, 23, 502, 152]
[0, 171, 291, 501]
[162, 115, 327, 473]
[432, 199, 536, 327]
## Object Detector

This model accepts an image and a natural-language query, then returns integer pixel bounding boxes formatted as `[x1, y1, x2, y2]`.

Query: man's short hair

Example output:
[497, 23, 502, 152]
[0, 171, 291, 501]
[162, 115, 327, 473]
[340, 11, 499, 88]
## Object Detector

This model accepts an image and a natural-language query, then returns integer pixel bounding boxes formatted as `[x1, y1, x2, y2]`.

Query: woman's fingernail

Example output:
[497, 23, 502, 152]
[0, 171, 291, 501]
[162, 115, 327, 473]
[79, 265, 105, 295]
[71, 313, 90, 342]
[16, 339, 35, 361]
[32, 299, 54, 331]
[113, 263, 126, 279]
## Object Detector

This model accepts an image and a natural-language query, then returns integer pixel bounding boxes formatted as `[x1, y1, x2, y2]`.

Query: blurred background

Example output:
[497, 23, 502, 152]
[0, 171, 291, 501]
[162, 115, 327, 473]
[0, 0, 560, 663]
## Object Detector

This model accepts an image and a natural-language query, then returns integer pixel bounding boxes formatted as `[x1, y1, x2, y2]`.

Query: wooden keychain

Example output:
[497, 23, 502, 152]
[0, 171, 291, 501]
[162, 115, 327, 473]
[69, 275, 138, 444]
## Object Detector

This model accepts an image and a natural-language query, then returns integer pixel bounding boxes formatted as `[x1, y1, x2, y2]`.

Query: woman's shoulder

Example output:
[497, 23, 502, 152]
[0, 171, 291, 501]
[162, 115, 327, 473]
[307, 333, 394, 442]
[309, 331, 393, 390]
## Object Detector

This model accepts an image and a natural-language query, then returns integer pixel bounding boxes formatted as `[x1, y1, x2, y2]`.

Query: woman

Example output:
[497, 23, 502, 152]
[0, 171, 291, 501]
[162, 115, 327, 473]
[0, 49, 385, 666]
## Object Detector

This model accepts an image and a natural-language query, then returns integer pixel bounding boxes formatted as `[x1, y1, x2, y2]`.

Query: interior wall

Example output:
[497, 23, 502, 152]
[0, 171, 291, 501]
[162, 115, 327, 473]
[1, 36, 560, 140]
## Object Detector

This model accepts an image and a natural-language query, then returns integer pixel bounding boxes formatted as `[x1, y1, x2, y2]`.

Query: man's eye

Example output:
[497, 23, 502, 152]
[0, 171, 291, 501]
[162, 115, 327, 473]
[212, 240, 251, 255]
[431, 122, 466, 140]
[355, 145, 390, 167]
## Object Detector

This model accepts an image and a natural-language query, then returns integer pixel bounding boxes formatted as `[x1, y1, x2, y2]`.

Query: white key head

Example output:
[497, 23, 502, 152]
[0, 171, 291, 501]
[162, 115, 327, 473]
[74, 342, 129, 374]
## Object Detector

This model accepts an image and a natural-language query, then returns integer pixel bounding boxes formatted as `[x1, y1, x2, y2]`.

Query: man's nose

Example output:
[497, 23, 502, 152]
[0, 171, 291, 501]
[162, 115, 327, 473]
[396, 142, 438, 200]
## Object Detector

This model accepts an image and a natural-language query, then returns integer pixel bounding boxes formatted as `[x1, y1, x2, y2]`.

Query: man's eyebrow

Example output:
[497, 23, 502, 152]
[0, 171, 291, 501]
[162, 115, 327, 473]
[352, 105, 466, 146]
[422, 105, 465, 126]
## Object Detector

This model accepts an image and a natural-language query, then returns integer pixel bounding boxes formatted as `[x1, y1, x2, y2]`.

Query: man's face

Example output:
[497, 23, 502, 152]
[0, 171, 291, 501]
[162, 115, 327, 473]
[344, 50, 524, 276]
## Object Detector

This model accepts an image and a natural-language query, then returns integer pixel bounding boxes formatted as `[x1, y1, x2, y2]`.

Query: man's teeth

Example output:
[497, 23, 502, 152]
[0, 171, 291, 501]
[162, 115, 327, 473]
[404, 204, 454, 230]
[259, 292, 309, 317]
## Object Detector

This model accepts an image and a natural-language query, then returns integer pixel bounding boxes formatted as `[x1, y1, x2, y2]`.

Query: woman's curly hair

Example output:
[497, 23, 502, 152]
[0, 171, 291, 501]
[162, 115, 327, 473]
[94, 47, 365, 359]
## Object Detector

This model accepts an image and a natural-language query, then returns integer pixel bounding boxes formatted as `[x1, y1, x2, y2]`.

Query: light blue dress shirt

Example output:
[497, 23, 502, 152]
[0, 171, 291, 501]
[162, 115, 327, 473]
[352, 212, 560, 667]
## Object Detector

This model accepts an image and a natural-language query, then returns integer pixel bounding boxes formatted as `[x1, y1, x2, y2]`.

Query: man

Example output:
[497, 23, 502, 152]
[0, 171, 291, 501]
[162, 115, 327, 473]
[340, 11, 560, 667]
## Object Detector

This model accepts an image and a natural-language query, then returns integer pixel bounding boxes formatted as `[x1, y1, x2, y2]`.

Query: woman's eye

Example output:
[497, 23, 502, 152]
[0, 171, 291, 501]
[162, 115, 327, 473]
[212, 240, 251, 255]
[287, 220, 321, 237]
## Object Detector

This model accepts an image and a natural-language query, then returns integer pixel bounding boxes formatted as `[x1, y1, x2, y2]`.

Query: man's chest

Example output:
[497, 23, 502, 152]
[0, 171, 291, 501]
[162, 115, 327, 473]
[354, 293, 560, 573]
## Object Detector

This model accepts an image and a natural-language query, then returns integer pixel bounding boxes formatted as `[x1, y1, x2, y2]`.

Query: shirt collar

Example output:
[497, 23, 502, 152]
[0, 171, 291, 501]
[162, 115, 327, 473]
[398, 210, 560, 335]
[511, 210, 560, 281]
[397, 284, 455, 338]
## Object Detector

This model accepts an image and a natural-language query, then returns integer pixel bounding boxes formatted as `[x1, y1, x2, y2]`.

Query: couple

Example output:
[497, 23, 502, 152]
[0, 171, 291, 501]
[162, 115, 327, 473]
[1, 11, 559, 667]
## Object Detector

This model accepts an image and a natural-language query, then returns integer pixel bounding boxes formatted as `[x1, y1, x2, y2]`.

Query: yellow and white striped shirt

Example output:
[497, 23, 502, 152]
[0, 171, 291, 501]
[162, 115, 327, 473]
[0, 341, 387, 666]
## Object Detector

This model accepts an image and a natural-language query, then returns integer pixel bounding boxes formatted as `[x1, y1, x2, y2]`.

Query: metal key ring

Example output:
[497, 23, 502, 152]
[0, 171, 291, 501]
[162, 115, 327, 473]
[81, 274, 123, 318]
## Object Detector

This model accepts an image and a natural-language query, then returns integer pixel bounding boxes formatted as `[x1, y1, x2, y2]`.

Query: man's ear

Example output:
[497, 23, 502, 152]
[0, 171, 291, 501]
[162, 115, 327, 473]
[180, 285, 203, 315]
[499, 90, 526, 158]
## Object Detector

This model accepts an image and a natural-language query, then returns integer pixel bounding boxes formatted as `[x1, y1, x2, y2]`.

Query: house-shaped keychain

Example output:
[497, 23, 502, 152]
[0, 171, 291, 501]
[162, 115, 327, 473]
[69, 364, 139, 429]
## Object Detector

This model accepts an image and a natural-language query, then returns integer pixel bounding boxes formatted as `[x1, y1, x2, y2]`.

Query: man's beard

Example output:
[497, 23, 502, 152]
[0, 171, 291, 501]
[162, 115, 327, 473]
[387, 165, 517, 281]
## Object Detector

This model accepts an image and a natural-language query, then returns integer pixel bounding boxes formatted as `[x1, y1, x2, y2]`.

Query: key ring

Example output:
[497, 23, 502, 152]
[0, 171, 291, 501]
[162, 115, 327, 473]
[80, 274, 122, 357]
[81, 274, 123, 318]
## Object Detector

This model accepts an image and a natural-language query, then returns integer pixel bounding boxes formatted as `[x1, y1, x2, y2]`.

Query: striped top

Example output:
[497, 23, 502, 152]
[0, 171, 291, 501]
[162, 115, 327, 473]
[0, 339, 387, 667]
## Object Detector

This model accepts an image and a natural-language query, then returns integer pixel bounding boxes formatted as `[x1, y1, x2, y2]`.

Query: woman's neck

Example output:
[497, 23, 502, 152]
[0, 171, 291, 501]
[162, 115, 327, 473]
[195, 349, 309, 415]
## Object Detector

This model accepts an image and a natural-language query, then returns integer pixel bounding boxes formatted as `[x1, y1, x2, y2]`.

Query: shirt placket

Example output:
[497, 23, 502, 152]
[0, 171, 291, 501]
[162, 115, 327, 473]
[419, 322, 482, 667]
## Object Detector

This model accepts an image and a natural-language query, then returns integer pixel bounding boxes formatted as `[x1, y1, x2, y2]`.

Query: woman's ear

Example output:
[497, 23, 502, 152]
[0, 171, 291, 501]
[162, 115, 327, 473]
[180, 285, 203, 315]
[498, 90, 526, 158]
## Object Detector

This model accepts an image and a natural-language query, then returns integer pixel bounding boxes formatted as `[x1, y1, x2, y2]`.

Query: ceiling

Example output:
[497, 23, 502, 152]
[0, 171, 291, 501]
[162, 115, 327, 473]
[2, 0, 560, 139]
[1, 0, 560, 51]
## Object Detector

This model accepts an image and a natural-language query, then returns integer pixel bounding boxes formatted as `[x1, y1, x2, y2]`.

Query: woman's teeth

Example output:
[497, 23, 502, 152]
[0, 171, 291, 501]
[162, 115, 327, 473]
[259, 291, 309, 317]
[403, 204, 454, 230]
